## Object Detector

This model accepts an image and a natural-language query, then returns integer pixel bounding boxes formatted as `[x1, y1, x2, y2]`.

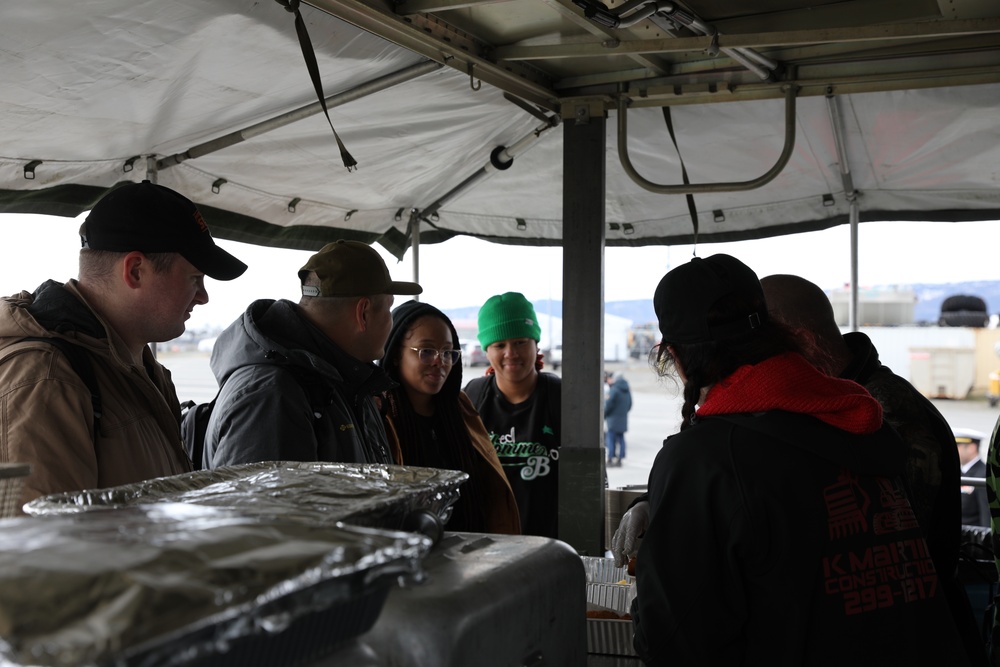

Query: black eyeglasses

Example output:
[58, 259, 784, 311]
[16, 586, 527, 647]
[407, 347, 462, 365]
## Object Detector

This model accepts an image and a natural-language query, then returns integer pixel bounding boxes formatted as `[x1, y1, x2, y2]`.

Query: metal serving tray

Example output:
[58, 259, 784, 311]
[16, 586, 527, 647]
[0, 503, 431, 667]
[24, 461, 468, 531]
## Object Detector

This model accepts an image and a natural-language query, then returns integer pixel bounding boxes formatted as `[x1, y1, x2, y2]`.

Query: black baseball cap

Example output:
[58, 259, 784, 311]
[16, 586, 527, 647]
[80, 180, 248, 281]
[653, 254, 767, 344]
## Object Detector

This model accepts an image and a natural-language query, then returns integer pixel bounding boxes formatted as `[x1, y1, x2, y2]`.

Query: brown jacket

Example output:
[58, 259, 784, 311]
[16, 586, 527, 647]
[0, 280, 191, 512]
[385, 392, 521, 535]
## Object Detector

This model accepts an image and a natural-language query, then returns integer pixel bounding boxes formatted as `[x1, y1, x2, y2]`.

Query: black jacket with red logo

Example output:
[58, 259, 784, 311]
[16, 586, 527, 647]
[632, 353, 971, 666]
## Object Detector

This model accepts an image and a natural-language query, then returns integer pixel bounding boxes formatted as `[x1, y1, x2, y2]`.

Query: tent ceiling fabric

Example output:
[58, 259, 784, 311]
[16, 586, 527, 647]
[1, 0, 998, 256]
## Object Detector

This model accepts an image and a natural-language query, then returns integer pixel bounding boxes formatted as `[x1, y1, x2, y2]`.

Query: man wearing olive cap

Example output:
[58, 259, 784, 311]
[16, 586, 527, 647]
[0, 180, 248, 511]
[202, 240, 422, 468]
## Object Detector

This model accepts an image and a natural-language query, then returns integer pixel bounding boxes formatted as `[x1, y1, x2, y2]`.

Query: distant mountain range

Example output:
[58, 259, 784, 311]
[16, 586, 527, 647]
[444, 281, 1000, 327]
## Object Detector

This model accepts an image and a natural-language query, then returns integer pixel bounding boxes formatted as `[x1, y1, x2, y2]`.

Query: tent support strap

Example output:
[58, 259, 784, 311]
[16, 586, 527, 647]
[616, 84, 797, 194]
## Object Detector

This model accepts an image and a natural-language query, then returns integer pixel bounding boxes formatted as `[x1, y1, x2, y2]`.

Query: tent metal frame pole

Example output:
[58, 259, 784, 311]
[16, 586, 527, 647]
[849, 203, 859, 331]
[415, 115, 560, 220]
[411, 216, 421, 298]
[156, 60, 442, 170]
[825, 92, 860, 331]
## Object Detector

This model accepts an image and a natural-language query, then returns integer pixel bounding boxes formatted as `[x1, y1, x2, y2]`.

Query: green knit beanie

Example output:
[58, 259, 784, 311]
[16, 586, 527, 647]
[477, 292, 542, 350]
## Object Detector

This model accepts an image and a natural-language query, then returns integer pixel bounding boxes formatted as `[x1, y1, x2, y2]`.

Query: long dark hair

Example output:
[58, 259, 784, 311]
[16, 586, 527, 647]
[379, 302, 487, 531]
[652, 292, 800, 430]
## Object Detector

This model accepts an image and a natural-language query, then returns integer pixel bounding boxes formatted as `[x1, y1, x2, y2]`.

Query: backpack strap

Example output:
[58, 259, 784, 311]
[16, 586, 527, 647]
[21, 337, 102, 438]
[180, 392, 220, 471]
[179, 361, 327, 471]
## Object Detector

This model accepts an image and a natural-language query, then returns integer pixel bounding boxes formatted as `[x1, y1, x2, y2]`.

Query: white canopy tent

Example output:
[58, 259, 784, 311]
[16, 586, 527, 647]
[2, 0, 999, 552]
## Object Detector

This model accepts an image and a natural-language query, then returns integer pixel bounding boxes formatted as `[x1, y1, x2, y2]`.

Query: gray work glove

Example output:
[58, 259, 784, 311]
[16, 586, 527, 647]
[611, 500, 649, 568]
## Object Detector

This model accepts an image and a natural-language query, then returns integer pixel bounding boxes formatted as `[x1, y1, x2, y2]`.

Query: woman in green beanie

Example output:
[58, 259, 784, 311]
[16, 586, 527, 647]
[464, 292, 562, 539]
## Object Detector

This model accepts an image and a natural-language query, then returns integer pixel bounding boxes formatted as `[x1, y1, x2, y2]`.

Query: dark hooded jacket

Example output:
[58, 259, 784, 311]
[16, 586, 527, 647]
[632, 352, 971, 666]
[202, 299, 394, 468]
[841, 331, 962, 571]
[841, 331, 986, 667]
[0, 280, 190, 510]
[378, 301, 519, 534]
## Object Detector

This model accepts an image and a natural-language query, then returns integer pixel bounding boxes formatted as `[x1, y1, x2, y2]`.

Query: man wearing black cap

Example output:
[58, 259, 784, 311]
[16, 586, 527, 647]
[0, 180, 247, 511]
[202, 239, 421, 468]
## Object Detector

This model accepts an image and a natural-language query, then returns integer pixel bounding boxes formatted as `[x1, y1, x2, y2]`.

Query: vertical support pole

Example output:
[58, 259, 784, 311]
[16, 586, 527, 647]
[825, 93, 861, 332]
[146, 156, 159, 359]
[558, 105, 606, 556]
[848, 199, 859, 331]
[411, 215, 421, 302]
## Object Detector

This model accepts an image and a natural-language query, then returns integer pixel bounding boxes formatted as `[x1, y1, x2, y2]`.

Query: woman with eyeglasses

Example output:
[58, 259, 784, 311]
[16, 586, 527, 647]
[378, 300, 520, 534]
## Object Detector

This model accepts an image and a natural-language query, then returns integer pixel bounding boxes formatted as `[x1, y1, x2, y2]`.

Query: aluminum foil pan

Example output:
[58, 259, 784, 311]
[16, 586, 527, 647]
[24, 462, 469, 530]
[0, 503, 430, 667]
[581, 557, 637, 657]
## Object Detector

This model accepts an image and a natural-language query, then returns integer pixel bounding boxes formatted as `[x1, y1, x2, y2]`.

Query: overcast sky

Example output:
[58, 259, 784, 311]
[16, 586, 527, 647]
[2, 212, 999, 330]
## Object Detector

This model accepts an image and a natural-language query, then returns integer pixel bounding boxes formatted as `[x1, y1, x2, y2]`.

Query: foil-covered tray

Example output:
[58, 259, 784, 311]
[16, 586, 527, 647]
[0, 503, 431, 667]
[24, 461, 469, 530]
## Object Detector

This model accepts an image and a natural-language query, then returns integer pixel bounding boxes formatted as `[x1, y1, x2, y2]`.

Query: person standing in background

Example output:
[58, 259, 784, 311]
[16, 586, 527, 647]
[604, 371, 632, 467]
[464, 292, 561, 538]
[956, 428, 990, 528]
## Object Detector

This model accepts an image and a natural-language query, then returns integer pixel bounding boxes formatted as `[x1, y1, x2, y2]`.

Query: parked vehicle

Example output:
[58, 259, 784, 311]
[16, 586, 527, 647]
[546, 344, 562, 370]
[939, 294, 989, 328]
[463, 341, 488, 367]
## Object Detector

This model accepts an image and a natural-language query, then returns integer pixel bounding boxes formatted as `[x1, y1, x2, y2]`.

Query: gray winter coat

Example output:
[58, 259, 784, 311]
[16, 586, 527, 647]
[202, 299, 394, 468]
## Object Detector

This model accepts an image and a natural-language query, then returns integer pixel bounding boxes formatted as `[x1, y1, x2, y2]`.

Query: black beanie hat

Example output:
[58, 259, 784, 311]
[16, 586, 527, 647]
[653, 254, 767, 344]
[379, 300, 463, 398]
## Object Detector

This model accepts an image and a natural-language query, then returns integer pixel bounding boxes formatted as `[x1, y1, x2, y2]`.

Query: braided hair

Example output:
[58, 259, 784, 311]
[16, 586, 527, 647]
[652, 292, 799, 430]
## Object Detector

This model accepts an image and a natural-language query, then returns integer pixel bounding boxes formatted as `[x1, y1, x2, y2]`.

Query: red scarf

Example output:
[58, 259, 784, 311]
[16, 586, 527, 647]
[696, 352, 882, 434]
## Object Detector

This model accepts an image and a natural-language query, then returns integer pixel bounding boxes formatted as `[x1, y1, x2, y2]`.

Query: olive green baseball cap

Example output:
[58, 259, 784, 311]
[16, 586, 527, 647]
[298, 240, 422, 297]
